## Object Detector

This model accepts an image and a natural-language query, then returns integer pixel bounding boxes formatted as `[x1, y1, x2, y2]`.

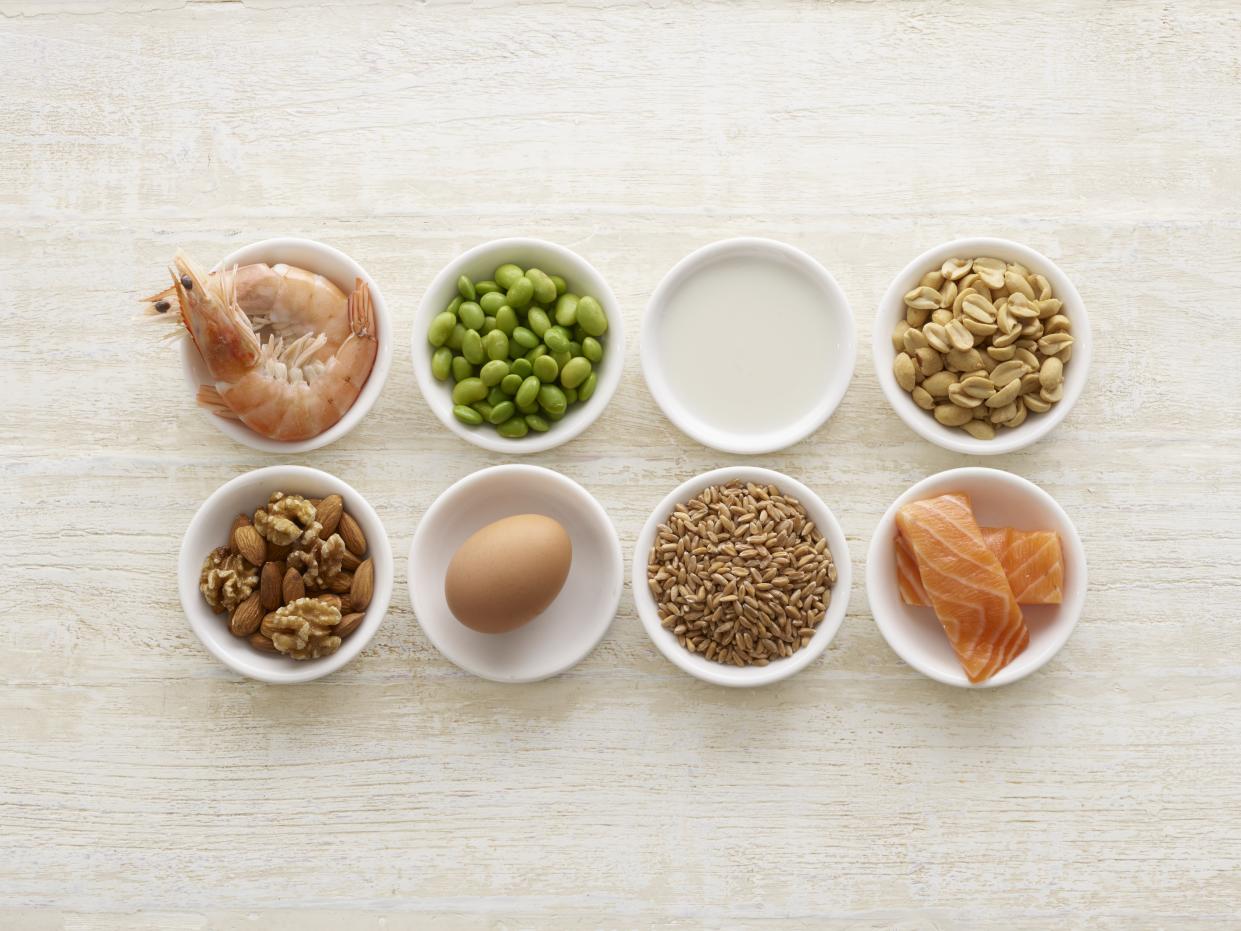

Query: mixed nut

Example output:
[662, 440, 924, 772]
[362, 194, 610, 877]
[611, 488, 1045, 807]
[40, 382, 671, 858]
[892, 256, 1074, 440]
[199, 492, 374, 660]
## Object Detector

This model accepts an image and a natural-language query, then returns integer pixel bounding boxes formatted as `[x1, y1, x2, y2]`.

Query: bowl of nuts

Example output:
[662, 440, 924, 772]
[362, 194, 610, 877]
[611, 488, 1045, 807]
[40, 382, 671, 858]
[874, 238, 1091, 455]
[179, 465, 392, 683]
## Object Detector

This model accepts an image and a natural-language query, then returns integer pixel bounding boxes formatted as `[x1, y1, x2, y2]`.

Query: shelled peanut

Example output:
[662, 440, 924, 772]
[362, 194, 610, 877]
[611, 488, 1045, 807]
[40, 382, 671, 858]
[892, 257, 1073, 440]
[199, 492, 373, 660]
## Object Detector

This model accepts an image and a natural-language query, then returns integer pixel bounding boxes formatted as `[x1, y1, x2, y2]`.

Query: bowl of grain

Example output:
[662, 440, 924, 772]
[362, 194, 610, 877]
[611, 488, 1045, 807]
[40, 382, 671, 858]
[631, 466, 851, 687]
[874, 237, 1091, 455]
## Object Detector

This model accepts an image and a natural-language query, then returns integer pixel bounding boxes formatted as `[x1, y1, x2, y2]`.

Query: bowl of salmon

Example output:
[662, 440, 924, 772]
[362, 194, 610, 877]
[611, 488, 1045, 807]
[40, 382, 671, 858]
[866, 467, 1086, 688]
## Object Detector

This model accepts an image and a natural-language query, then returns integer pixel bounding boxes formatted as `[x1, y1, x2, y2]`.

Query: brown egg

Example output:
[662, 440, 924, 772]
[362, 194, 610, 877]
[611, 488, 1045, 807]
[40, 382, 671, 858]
[444, 514, 572, 634]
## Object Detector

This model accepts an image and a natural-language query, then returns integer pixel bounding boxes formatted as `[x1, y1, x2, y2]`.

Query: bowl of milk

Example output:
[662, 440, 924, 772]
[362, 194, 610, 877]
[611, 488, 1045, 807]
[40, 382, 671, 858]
[640, 238, 855, 454]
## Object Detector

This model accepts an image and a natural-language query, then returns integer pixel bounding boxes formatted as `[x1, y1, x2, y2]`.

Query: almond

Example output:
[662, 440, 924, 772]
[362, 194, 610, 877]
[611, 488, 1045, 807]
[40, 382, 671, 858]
[337, 612, 365, 638]
[316, 494, 343, 538]
[228, 513, 251, 554]
[229, 593, 264, 637]
[249, 632, 279, 653]
[338, 595, 353, 614]
[339, 512, 367, 556]
[350, 558, 374, 612]
[341, 548, 362, 571]
[268, 540, 293, 562]
[233, 524, 266, 566]
[282, 567, 305, 604]
[260, 561, 284, 611]
[327, 572, 353, 594]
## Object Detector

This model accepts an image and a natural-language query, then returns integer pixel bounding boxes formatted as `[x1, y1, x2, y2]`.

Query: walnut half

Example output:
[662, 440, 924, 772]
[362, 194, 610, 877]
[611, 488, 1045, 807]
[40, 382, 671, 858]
[253, 492, 319, 548]
[261, 596, 342, 660]
[287, 532, 347, 591]
[200, 546, 259, 613]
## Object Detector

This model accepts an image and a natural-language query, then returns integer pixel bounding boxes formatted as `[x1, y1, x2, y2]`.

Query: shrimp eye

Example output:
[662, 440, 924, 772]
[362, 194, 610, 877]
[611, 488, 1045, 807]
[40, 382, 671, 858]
[154, 300, 170, 313]
[180, 275, 193, 290]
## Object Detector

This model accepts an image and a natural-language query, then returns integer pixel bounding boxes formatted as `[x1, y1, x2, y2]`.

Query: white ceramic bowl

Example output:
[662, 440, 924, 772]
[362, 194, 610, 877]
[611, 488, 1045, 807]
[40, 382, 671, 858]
[408, 465, 622, 682]
[177, 237, 394, 453]
[874, 237, 1091, 455]
[631, 466, 852, 687]
[866, 467, 1086, 688]
[641, 238, 855, 455]
[179, 465, 394, 683]
[411, 238, 624, 454]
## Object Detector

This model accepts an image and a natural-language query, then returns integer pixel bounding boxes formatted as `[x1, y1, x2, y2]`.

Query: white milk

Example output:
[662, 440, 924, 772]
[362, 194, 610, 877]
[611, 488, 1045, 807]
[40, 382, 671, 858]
[655, 255, 841, 436]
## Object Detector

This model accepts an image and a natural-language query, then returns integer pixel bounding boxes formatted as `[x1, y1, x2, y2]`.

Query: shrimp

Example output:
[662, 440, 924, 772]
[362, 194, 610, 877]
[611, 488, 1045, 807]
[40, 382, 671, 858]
[143, 261, 351, 358]
[168, 251, 378, 442]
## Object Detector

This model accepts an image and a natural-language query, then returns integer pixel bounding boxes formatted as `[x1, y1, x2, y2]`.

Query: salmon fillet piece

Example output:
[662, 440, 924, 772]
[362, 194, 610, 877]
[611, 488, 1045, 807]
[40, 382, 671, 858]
[897, 526, 1063, 606]
[895, 493, 1029, 683]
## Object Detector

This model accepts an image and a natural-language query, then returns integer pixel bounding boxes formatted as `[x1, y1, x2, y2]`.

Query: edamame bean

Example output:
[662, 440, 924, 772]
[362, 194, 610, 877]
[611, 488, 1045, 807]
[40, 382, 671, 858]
[506, 276, 534, 309]
[487, 400, 515, 425]
[525, 268, 557, 304]
[554, 294, 579, 327]
[431, 347, 453, 380]
[544, 327, 570, 354]
[451, 356, 474, 382]
[545, 407, 565, 421]
[479, 291, 506, 314]
[517, 399, 538, 414]
[551, 349, 572, 371]
[573, 324, 587, 342]
[512, 326, 538, 350]
[560, 356, 592, 389]
[495, 264, 523, 290]
[577, 296, 608, 336]
[527, 307, 551, 337]
[483, 329, 509, 361]
[453, 404, 483, 425]
[472, 401, 493, 420]
[459, 302, 484, 331]
[515, 375, 541, 408]
[497, 417, 529, 439]
[457, 274, 475, 301]
[550, 275, 567, 297]
[480, 359, 509, 386]
[533, 354, 559, 383]
[538, 384, 567, 415]
[525, 414, 550, 432]
[446, 296, 463, 316]
[482, 316, 497, 334]
[447, 323, 466, 351]
[487, 386, 507, 407]
[462, 329, 485, 364]
[500, 373, 523, 395]
[475, 279, 500, 295]
[428, 312, 456, 347]
[563, 387, 577, 405]
[495, 305, 517, 334]
[578, 370, 597, 401]
[510, 358, 533, 378]
[452, 377, 487, 405]
[582, 336, 603, 362]
[524, 344, 548, 362]
[568, 340, 581, 358]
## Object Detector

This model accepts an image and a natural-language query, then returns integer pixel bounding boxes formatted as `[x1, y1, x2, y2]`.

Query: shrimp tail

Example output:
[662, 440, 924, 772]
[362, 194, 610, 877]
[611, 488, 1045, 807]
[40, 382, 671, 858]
[196, 385, 240, 419]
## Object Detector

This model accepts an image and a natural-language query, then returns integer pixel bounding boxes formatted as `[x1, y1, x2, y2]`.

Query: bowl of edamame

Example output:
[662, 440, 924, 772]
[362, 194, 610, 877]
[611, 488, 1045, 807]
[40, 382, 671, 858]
[413, 238, 624, 453]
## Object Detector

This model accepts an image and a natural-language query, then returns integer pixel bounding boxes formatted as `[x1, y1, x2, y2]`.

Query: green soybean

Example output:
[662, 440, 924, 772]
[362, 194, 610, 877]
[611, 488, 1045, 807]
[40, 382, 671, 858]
[544, 407, 565, 421]
[550, 275, 567, 296]
[516, 375, 541, 408]
[487, 400, 515, 425]
[472, 401, 493, 420]
[517, 398, 538, 414]
[524, 413, 550, 432]
[525, 344, 548, 362]
[511, 326, 538, 350]
[431, 347, 453, 380]
[510, 358, 533, 379]
[497, 417, 529, 439]
[527, 307, 552, 337]
[563, 386, 578, 405]
[538, 384, 567, 415]
[495, 305, 518, 334]
[500, 372, 523, 395]
[446, 296, 463, 316]
[458, 302, 484, 331]
[453, 404, 483, 425]
[462, 329, 485, 364]
[494, 264, 523, 289]
[506, 276, 534, 309]
[479, 291, 506, 314]
[428, 312, 456, 347]
[475, 279, 500, 295]
[573, 324, 588, 342]
[451, 356, 474, 382]
[560, 356, 591, 389]
[554, 294, 579, 327]
[480, 359, 509, 386]
[452, 377, 487, 405]
[577, 296, 607, 336]
[447, 323, 466, 351]
[578, 370, 598, 401]
[582, 336, 603, 362]
[568, 340, 581, 358]
[533, 354, 559, 383]
[457, 274, 476, 301]
[483, 329, 509, 361]
[544, 327, 570, 354]
[526, 268, 558, 304]
[482, 316, 497, 334]
[551, 349, 572, 371]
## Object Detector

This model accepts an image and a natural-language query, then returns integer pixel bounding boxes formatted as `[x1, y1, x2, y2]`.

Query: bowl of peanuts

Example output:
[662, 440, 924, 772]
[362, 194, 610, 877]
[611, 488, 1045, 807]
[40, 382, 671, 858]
[874, 238, 1091, 455]
[179, 465, 393, 683]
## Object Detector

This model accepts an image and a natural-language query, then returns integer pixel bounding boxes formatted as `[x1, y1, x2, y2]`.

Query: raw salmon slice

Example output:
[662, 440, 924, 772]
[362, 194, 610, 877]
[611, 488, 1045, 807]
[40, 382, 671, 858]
[895, 493, 1029, 683]
[897, 526, 1063, 606]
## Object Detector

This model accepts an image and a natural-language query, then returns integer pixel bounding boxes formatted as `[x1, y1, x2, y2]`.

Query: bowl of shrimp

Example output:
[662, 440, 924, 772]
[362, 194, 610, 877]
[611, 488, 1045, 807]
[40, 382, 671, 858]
[144, 238, 394, 453]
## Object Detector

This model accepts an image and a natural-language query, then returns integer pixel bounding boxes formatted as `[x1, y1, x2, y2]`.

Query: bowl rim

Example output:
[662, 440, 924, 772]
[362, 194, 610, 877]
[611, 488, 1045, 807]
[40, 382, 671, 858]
[865, 466, 1087, 688]
[179, 464, 393, 683]
[410, 237, 625, 454]
[640, 236, 856, 455]
[630, 465, 852, 687]
[407, 463, 623, 682]
[175, 236, 395, 454]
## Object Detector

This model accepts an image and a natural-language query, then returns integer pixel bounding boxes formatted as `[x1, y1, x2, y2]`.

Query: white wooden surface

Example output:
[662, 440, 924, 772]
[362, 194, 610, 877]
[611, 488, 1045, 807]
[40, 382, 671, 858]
[3, 1, 1240, 927]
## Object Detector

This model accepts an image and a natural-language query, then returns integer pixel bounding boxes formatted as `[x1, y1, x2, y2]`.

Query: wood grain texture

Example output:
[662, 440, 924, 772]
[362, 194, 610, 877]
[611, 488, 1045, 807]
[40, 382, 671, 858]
[2, 0, 1240, 927]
